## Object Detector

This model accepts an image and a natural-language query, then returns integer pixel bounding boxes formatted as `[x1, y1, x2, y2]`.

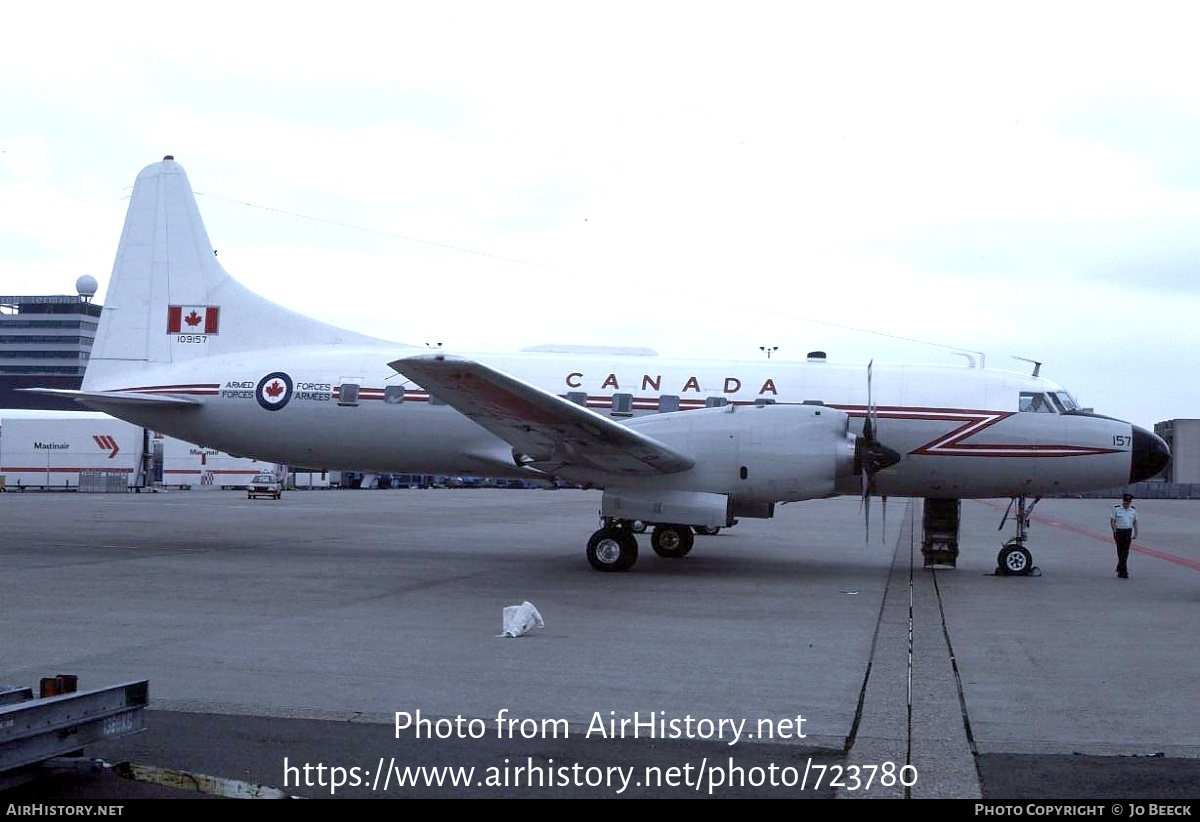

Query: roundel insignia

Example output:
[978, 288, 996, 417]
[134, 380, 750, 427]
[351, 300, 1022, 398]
[256, 372, 293, 411]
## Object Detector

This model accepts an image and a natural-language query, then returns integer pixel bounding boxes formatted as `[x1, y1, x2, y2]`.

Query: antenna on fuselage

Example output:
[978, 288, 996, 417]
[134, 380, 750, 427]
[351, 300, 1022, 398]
[1013, 356, 1041, 377]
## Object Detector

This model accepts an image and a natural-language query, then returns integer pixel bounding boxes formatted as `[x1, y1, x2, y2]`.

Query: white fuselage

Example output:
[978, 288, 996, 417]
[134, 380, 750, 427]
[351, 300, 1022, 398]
[88, 344, 1137, 499]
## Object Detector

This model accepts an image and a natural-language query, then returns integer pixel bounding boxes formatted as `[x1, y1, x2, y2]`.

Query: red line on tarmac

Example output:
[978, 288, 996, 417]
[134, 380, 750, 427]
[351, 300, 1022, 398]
[972, 500, 1200, 572]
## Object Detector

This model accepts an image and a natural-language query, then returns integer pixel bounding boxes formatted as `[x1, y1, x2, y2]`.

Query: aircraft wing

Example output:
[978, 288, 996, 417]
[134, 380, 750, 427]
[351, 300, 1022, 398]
[389, 354, 695, 476]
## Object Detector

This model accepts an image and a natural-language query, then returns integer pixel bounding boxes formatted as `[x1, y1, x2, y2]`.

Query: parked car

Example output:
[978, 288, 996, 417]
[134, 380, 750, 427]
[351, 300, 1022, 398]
[247, 473, 282, 500]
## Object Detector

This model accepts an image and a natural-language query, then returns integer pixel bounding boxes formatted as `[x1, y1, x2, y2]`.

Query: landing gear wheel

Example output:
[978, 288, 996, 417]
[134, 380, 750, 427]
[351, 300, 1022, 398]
[651, 525, 695, 558]
[997, 543, 1033, 576]
[587, 528, 638, 571]
[693, 525, 721, 536]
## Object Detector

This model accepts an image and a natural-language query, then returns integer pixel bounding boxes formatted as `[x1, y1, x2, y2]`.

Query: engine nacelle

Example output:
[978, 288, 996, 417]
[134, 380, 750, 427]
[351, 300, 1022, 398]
[614, 403, 859, 508]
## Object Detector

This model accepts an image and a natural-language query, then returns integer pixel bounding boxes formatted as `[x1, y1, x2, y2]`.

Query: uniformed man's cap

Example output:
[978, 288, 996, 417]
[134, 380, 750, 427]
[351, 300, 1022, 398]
[1122, 493, 1134, 501]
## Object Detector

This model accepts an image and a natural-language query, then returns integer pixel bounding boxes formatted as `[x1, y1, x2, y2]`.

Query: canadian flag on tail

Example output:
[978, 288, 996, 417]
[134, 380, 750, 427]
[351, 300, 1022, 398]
[167, 305, 220, 334]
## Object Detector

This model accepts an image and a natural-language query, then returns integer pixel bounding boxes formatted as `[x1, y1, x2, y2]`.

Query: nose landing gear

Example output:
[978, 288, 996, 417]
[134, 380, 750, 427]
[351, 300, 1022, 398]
[997, 496, 1039, 576]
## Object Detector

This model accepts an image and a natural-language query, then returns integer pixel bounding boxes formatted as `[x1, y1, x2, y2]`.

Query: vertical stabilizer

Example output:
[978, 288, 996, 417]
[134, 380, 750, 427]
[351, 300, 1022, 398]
[84, 157, 384, 390]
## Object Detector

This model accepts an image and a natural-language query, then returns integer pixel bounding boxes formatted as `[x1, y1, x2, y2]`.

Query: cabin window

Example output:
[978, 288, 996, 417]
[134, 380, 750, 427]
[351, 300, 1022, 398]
[567, 391, 588, 407]
[428, 393, 446, 406]
[754, 398, 776, 406]
[338, 382, 360, 406]
[384, 386, 405, 405]
[611, 393, 633, 415]
[705, 396, 728, 408]
[658, 395, 680, 413]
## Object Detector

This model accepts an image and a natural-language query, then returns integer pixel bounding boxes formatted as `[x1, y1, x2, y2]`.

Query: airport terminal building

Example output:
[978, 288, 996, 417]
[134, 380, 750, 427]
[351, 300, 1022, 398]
[0, 282, 100, 412]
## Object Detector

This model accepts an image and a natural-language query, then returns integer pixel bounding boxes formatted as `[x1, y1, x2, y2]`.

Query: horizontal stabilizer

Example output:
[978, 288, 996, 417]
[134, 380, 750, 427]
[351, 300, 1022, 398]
[390, 353, 695, 476]
[18, 388, 202, 410]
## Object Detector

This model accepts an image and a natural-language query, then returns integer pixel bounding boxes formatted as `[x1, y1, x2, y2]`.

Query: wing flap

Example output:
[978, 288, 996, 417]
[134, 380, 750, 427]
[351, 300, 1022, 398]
[389, 354, 694, 476]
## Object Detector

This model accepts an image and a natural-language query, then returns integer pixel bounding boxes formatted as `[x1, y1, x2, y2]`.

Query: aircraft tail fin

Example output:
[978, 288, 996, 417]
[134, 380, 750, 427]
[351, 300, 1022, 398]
[84, 156, 384, 390]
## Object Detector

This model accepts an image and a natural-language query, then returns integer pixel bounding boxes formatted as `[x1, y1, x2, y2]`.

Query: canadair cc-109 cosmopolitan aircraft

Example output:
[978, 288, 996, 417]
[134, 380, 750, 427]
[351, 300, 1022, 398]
[34, 157, 1170, 573]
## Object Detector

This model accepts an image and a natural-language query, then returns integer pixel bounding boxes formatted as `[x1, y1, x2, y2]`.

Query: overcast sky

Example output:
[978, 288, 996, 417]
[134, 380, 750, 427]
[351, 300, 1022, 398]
[2, 2, 1198, 429]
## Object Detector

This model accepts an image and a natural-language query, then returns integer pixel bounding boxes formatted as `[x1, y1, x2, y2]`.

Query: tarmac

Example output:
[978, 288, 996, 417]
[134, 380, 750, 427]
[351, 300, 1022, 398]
[1, 487, 1198, 800]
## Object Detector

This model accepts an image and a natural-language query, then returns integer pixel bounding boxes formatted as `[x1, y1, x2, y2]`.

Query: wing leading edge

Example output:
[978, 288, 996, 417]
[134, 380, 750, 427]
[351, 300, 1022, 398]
[389, 354, 695, 476]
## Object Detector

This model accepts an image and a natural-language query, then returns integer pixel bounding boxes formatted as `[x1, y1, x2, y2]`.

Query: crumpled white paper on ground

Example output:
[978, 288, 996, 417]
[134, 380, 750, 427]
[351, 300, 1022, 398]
[500, 601, 544, 637]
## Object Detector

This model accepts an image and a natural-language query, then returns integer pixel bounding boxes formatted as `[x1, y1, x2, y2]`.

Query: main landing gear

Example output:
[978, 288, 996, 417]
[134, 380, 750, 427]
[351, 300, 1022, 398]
[586, 523, 639, 571]
[650, 524, 695, 558]
[996, 496, 1039, 576]
[585, 519, 705, 571]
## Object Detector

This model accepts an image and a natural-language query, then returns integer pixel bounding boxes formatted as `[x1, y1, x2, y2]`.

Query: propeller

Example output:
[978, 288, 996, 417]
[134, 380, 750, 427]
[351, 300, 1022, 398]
[856, 360, 902, 541]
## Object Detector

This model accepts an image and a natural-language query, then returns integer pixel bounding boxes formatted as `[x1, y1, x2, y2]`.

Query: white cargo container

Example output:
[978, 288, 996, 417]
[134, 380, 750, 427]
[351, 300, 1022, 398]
[0, 411, 280, 491]
[0, 412, 143, 489]
[155, 431, 274, 489]
[288, 469, 333, 489]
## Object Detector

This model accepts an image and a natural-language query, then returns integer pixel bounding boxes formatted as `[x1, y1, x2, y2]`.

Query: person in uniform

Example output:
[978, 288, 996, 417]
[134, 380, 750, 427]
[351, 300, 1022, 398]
[1110, 493, 1138, 578]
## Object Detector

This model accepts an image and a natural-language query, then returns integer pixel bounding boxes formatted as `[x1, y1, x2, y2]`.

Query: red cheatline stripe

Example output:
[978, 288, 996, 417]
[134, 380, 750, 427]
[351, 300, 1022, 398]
[0, 467, 133, 473]
[116, 384, 220, 394]
[162, 469, 261, 475]
[974, 500, 1200, 572]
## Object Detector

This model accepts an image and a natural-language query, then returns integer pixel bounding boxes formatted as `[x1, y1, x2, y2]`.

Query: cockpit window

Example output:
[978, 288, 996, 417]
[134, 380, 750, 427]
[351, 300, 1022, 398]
[1019, 390, 1079, 414]
[1020, 392, 1054, 413]
[1052, 391, 1078, 411]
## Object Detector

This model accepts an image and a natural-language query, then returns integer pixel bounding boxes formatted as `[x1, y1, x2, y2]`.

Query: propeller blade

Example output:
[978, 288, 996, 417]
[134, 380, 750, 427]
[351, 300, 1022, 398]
[864, 492, 871, 542]
[860, 470, 871, 546]
[857, 359, 900, 544]
[861, 360, 876, 542]
[866, 358, 876, 439]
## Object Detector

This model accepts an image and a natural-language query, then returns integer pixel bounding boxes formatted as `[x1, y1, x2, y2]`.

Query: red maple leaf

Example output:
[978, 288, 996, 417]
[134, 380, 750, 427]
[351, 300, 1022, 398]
[265, 380, 285, 398]
[184, 310, 202, 327]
